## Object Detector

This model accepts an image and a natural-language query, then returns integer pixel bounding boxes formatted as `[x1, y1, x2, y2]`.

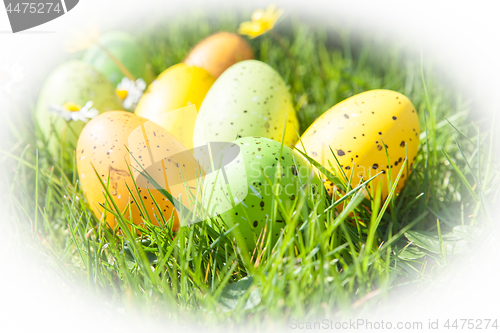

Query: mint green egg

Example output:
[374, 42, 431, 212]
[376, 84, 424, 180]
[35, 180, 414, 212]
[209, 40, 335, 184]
[202, 137, 325, 253]
[82, 31, 154, 86]
[35, 60, 123, 158]
[193, 60, 299, 148]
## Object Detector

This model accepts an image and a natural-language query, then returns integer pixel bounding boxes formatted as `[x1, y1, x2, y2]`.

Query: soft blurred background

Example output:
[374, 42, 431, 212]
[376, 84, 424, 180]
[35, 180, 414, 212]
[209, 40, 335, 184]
[1, 0, 499, 331]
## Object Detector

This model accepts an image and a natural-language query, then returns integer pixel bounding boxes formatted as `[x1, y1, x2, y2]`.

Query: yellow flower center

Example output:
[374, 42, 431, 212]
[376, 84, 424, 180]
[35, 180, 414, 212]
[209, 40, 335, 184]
[116, 89, 128, 100]
[63, 102, 81, 112]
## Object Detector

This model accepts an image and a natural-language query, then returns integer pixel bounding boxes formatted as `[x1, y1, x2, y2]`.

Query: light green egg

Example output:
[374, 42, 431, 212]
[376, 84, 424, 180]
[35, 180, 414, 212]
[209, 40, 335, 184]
[35, 60, 123, 158]
[82, 31, 154, 86]
[202, 137, 325, 253]
[193, 60, 299, 148]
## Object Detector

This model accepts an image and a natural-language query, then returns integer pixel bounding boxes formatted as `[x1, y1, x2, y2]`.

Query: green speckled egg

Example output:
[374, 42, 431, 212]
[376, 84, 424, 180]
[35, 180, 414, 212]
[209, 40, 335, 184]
[202, 137, 324, 253]
[193, 60, 299, 148]
[35, 60, 123, 158]
[82, 31, 154, 86]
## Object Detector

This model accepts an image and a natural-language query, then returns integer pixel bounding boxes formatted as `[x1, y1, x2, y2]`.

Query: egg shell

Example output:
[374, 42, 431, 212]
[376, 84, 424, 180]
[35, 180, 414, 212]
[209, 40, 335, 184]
[184, 32, 254, 79]
[82, 31, 154, 86]
[77, 111, 200, 231]
[134, 63, 215, 148]
[203, 137, 324, 253]
[35, 60, 123, 158]
[298, 89, 420, 199]
[193, 60, 299, 148]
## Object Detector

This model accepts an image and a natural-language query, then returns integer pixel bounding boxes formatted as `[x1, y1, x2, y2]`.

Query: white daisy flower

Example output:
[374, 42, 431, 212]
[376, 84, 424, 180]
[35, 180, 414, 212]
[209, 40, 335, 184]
[116, 77, 146, 110]
[48, 101, 99, 122]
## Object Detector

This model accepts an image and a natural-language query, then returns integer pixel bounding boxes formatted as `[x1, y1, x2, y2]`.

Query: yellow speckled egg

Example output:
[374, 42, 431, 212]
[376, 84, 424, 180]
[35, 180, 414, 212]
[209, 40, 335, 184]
[77, 111, 200, 231]
[184, 32, 254, 79]
[298, 89, 420, 199]
[134, 63, 215, 148]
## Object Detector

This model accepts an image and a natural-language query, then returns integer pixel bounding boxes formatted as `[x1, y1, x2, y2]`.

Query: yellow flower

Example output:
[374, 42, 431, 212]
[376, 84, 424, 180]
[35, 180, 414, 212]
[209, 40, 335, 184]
[238, 4, 284, 38]
[63, 102, 81, 111]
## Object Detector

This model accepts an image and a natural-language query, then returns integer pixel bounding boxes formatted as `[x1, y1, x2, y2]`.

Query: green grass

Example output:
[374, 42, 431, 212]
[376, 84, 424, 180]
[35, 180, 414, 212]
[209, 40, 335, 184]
[2, 9, 499, 329]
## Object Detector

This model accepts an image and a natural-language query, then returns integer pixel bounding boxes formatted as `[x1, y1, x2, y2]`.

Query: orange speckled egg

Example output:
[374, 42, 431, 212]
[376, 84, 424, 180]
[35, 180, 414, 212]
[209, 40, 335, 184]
[76, 111, 200, 230]
[298, 89, 420, 199]
[184, 32, 254, 78]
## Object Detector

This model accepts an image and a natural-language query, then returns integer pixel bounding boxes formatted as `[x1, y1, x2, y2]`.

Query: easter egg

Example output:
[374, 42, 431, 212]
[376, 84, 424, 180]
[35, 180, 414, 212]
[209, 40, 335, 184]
[82, 31, 154, 86]
[134, 63, 215, 148]
[193, 60, 299, 148]
[35, 60, 123, 158]
[77, 111, 200, 231]
[298, 89, 420, 199]
[184, 32, 254, 78]
[202, 137, 324, 253]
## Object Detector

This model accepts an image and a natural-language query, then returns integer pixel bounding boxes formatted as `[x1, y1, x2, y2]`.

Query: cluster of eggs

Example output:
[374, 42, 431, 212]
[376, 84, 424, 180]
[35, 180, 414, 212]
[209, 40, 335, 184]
[35, 30, 420, 253]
